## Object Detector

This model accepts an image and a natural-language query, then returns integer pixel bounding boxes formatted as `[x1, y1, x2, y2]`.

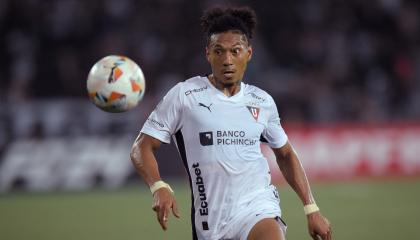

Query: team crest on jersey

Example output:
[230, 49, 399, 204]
[246, 106, 260, 121]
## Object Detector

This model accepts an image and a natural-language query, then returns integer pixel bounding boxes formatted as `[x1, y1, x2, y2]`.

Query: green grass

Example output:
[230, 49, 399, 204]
[0, 180, 419, 240]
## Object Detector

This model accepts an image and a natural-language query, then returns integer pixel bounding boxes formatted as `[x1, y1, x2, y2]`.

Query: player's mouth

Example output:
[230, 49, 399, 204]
[223, 70, 235, 78]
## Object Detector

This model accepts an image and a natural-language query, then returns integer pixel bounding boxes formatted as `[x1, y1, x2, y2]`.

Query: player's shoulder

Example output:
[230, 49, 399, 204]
[243, 83, 275, 104]
[182, 75, 208, 87]
[179, 76, 210, 96]
[165, 76, 203, 92]
[163, 76, 208, 102]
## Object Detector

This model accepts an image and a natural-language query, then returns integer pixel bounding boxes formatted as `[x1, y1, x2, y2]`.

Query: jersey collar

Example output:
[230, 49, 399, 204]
[204, 76, 245, 102]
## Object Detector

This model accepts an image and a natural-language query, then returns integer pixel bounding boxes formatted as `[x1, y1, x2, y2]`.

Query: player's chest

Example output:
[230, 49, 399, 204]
[183, 97, 268, 134]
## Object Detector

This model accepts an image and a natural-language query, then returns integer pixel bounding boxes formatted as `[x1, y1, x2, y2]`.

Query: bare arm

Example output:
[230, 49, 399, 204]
[273, 141, 332, 240]
[273, 141, 314, 205]
[130, 133, 163, 186]
[130, 133, 180, 230]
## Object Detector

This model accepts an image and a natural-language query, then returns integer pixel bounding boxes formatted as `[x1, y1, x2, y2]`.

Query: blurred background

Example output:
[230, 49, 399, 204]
[0, 0, 419, 239]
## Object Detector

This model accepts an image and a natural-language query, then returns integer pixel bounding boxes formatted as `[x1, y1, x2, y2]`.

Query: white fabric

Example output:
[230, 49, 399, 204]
[141, 76, 288, 239]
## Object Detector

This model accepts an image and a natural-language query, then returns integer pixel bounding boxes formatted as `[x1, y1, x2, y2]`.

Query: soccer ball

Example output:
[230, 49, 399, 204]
[87, 55, 145, 112]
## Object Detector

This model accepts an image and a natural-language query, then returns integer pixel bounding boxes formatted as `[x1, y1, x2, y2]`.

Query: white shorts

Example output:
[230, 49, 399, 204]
[218, 185, 287, 240]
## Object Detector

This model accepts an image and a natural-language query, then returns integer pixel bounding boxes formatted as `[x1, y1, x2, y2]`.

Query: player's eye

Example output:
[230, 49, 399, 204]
[214, 49, 223, 55]
[232, 48, 241, 55]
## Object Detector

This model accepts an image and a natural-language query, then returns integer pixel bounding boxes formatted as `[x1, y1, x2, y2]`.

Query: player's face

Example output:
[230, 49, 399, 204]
[206, 31, 252, 87]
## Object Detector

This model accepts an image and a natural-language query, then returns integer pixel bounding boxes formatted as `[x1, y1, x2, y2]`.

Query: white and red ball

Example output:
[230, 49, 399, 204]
[87, 55, 145, 112]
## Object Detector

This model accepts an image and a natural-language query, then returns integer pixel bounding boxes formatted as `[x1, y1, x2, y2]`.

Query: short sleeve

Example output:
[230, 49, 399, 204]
[262, 97, 288, 148]
[140, 83, 183, 143]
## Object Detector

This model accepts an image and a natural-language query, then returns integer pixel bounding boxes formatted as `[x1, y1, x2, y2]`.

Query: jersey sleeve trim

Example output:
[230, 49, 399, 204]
[141, 125, 172, 144]
[266, 135, 288, 149]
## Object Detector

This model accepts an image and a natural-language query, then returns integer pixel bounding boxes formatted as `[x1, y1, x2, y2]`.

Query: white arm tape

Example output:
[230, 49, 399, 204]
[304, 203, 320, 215]
[150, 180, 174, 195]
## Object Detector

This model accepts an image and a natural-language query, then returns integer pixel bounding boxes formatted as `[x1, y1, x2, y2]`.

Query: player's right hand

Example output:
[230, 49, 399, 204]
[152, 188, 180, 230]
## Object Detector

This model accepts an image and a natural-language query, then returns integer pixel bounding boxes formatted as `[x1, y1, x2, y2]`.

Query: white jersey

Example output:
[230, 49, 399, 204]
[141, 76, 288, 239]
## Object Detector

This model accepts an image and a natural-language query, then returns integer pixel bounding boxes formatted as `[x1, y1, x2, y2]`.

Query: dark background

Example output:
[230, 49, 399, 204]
[1, 0, 419, 123]
[0, 0, 419, 190]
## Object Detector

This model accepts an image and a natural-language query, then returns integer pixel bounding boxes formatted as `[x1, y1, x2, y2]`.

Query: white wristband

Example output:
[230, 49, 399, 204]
[150, 180, 174, 195]
[304, 203, 320, 215]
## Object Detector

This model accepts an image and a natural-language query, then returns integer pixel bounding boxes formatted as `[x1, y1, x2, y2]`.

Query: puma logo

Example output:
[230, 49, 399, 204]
[198, 102, 212, 112]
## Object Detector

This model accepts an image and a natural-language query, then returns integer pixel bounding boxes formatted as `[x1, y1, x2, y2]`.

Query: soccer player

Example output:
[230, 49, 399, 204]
[130, 6, 332, 240]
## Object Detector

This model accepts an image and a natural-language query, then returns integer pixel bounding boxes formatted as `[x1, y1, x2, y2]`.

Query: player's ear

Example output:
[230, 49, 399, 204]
[247, 45, 253, 61]
[205, 47, 210, 62]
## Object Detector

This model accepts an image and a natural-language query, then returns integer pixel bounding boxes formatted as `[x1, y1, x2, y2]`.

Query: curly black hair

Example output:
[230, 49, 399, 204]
[200, 6, 257, 44]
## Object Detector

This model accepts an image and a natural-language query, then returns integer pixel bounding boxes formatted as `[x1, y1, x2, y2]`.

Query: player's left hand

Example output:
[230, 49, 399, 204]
[307, 211, 332, 240]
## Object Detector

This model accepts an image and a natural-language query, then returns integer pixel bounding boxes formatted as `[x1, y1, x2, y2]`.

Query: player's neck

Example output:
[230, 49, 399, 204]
[208, 74, 241, 97]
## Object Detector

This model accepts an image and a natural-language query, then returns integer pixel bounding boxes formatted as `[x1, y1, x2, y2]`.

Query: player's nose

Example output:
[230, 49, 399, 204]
[222, 52, 233, 66]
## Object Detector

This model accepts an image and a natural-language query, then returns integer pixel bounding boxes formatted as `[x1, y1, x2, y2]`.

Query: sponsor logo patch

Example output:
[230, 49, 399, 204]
[147, 118, 164, 128]
[199, 130, 258, 146]
[248, 92, 266, 102]
[192, 163, 209, 219]
[185, 86, 208, 96]
[199, 131, 213, 146]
